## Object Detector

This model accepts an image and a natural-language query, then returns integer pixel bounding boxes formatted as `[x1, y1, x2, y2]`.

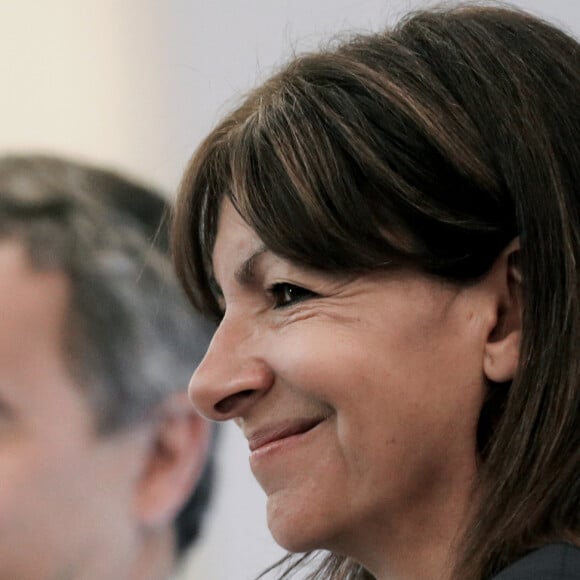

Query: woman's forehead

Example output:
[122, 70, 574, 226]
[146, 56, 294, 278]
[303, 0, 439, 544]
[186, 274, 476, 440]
[211, 200, 265, 281]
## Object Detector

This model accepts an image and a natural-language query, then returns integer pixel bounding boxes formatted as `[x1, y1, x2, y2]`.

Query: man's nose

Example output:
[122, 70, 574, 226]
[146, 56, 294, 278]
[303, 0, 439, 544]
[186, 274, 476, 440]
[188, 315, 274, 421]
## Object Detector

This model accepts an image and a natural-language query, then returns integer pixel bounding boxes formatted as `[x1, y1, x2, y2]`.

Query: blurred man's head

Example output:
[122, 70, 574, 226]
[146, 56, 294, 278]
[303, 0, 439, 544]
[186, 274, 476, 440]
[0, 155, 215, 580]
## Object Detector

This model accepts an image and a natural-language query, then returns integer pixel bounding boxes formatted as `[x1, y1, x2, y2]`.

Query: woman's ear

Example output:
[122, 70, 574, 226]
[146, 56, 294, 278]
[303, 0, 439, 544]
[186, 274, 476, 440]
[134, 391, 211, 530]
[483, 238, 523, 384]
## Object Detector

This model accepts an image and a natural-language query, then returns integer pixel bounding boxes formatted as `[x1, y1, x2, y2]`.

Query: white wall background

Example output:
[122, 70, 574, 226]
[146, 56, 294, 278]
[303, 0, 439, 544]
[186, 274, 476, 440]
[0, 1, 578, 578]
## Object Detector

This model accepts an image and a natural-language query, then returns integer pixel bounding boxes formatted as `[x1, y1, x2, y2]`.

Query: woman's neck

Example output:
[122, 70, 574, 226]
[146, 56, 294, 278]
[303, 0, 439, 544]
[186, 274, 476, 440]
[341, 464, 478, 580]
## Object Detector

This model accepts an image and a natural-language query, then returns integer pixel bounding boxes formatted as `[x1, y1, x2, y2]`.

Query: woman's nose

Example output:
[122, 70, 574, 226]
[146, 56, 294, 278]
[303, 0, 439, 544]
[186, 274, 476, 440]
[188, 317, 274, 421]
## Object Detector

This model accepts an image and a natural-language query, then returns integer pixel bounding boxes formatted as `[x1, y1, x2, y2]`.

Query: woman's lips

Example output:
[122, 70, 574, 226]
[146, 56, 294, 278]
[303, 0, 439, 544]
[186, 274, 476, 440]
[247, 417, 324, 452]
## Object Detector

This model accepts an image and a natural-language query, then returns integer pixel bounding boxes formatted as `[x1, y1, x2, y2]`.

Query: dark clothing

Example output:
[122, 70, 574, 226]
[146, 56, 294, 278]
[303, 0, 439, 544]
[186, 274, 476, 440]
[492, 544, 580, 579]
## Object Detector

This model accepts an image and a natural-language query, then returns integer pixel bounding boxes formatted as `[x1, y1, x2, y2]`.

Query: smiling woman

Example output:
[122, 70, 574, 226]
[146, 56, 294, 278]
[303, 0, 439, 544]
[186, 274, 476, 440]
[172, 4, 580, 580]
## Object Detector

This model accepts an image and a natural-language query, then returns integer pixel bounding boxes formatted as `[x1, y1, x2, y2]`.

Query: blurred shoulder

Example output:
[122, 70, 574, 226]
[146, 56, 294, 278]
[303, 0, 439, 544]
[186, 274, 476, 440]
[492, 544, 580, 579]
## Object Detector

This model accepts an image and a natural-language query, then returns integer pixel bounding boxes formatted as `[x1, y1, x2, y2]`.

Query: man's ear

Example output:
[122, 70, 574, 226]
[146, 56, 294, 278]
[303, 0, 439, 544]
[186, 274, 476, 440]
[483, 238, 523, 384]
[134, 391, 211, 530]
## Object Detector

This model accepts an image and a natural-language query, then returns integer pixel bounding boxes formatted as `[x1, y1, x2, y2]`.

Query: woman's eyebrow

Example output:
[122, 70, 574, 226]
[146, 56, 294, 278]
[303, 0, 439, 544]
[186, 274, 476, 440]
[235, 244, 268, 286]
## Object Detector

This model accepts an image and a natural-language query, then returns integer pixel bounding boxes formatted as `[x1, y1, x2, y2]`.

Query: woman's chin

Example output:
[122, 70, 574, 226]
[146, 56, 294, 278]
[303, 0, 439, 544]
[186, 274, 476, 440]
[269, 524, 319, 553]
[266, 494, 342, 554]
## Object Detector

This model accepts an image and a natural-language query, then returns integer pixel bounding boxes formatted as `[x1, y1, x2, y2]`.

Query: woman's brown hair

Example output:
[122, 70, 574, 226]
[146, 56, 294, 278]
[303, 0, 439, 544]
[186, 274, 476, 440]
[173, 4, 580, 578]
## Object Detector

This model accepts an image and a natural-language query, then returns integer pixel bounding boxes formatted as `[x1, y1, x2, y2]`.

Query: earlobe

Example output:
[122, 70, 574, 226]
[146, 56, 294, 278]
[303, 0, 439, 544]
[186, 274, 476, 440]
[483, 238, 522, 384]
[134, 391, 211, 530]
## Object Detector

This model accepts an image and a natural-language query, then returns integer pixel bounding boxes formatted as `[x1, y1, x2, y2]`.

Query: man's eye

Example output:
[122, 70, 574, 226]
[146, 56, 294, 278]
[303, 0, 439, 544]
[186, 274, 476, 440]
[268, 283, 316, 308]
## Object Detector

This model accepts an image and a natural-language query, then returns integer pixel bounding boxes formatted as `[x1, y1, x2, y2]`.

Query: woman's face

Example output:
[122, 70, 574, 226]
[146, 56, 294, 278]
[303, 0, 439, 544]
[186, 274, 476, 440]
[190, 199, 495, 559]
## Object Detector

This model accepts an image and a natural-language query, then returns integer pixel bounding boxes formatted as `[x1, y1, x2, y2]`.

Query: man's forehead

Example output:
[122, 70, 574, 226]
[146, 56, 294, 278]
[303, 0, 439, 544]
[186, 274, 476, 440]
[0, 239, 99, 430]
[0, 238, 71, 354]
[0, 237, 69, 291]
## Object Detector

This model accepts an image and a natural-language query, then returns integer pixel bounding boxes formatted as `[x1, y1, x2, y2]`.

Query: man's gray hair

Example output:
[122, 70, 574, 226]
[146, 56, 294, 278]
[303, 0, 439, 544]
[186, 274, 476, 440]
[0, 154, 214, 431]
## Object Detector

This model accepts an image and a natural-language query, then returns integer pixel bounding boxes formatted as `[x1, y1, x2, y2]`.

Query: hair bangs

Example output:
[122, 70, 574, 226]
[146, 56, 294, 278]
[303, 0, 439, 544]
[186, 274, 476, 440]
[225, 69, 421, 276]
[173, 125, 234, 320]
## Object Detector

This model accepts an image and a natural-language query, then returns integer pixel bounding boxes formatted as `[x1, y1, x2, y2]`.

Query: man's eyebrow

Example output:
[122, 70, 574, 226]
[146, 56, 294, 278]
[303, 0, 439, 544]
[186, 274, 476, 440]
[235, 244, 268, 286]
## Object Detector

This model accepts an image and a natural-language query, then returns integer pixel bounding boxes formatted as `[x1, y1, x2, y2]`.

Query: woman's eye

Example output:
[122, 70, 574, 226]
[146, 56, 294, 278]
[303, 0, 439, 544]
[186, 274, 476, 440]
[268, 283, 317, 308]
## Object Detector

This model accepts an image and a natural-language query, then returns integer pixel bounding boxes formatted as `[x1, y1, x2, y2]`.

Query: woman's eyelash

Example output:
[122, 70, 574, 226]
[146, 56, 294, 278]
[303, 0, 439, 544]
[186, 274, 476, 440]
[267, 283, 317, 309]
